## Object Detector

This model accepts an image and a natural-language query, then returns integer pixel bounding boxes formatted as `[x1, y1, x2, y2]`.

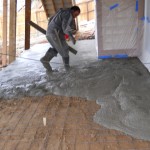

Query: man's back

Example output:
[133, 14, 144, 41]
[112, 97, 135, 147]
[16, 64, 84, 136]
[47, 8, 72, 34]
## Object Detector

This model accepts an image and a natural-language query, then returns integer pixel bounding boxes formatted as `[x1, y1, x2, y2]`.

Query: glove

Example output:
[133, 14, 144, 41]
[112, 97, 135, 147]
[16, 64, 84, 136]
[71, 36, 76, 45]
[68, 32, 76, 45]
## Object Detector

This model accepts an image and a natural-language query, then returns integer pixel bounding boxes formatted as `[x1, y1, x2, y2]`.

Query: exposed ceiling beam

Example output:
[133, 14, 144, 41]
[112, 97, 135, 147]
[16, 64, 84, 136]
[51, 0, 56, 13]
[41, 0, 49, 18]
[61, 0, 64, 7]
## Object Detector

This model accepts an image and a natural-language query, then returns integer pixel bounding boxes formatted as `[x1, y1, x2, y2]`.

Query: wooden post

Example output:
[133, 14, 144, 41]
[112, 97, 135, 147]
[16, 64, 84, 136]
[51, 0, 56, 13]
[9, 0, 17, 64]
[138, 0, 145, 19]
[2, 0, 7, 67]
[35, 11, 39, 36]
[25, 0, 31, 50]
[29, 21, 77, 55]
[41, 0, 49, 18]
[87, 2, 89, 21]
[72, 0, 79, 31]
[72, 0, 75, 5]
[61, 0, 64, 7]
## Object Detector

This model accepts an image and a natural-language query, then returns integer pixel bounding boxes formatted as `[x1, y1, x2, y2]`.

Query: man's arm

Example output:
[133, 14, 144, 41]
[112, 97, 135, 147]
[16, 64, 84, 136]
[61, 12, 76, 44]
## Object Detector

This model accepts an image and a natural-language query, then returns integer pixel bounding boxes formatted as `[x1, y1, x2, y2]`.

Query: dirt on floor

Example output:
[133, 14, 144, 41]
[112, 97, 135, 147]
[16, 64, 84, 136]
[0, 95, 150, 150]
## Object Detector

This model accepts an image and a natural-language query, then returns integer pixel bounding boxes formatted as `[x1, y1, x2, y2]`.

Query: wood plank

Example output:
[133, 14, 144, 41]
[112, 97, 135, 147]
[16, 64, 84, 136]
[2, 0, 7, 66]
[25, 0, 31, 50]
[61, 0, 64, 7]
[72, 0, 76, 5]
[86, 2, 89, 21]
[41, 0, 49, 18]
[9, 0, 17, 63]
[51, 0, 56, 13]
[29, 21, 46, 35]
[137, 0, 145, 51]
[138, 0, 145, 19]
[29, 21, 77, 55]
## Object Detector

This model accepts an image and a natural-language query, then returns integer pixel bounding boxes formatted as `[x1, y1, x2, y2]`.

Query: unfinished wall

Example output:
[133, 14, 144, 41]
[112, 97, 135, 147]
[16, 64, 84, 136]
[95, 0, 144, 59]
[76, 0, 94, 23]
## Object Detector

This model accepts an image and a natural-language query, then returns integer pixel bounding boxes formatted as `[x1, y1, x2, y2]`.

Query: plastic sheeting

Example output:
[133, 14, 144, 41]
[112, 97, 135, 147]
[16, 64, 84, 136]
[139, 0, 150, 71]
[95, 0, 145, 59]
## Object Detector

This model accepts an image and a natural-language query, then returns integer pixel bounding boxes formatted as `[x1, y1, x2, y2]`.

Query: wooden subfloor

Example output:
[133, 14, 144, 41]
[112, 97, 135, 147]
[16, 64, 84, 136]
[0, 96, 150, 150]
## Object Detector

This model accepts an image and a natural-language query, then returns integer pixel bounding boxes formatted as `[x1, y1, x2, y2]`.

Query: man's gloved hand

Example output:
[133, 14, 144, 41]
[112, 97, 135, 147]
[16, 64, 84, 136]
[71, 36, 76, 45]
[68, 32, 76, 45]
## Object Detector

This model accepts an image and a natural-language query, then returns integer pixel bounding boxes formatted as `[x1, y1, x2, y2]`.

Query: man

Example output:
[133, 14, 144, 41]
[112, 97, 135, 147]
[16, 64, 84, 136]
[40, 6, 80, 72]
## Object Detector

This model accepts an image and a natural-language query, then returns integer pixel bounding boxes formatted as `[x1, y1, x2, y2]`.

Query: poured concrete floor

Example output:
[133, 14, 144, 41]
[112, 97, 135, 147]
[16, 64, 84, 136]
[1, 40, 150, 149]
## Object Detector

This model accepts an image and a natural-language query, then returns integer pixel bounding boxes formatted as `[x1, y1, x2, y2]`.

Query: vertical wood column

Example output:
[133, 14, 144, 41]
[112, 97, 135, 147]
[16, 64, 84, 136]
[2, 0, 7, 66]
[25, 0, 31, 50]
[137, 0, 145, 55]
[72, 0, 79, 31]
[9, 0, 17, 63]
[41, 0, 49, 18]
[51, 0, 56, 13]
[138, 0, 145, 19]
[61, 0, 64, 7]
[87, 2, 89, 21]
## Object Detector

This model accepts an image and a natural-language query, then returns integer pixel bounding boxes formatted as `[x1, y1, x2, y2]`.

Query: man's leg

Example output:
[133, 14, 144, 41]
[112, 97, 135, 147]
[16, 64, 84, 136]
[62, 57, 70, 71]
[40, 47, 58, 71]
[46, 33, 70, 70]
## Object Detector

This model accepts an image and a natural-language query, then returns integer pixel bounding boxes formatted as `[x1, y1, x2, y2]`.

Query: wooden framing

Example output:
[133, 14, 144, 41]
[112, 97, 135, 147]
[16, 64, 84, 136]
[25, 0, 31, 50]
[41, 0, 49, 18]
[29, 21, 77, 55]
[1, 0, 74, 67]
[51, 0, 56, 13]
[9, 0, 17, 63]
[2, 0, 7, 67]
[61, 0, 64, 7]
[138, 0, 145, 19]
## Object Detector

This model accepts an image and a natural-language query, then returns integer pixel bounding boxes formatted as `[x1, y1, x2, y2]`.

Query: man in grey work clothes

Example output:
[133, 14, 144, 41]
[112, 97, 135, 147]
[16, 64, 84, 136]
[40, 6, 80, 72]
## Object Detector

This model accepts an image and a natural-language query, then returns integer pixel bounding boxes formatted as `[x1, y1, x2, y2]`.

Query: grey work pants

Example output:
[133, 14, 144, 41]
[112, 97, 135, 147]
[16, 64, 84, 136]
[46, 30, 69, 58]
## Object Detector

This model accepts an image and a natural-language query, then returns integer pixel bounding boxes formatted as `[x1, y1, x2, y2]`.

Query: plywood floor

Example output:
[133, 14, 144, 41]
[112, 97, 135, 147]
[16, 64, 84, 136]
[0, 96, 150, 150]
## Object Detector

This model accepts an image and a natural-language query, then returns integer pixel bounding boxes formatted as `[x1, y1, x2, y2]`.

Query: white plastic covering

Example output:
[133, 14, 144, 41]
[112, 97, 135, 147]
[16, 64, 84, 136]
[139, 0, 150, 71]
[95, 0, 144, 59]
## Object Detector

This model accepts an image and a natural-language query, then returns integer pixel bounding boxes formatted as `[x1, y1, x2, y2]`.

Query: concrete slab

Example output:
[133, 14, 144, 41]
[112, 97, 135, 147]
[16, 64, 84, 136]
[1, 40, 150, 141]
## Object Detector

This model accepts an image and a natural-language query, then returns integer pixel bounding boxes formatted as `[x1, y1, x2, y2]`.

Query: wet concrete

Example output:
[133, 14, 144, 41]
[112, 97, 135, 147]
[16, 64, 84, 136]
[0, 40, 97, 99]
[1, 40, 150, 140]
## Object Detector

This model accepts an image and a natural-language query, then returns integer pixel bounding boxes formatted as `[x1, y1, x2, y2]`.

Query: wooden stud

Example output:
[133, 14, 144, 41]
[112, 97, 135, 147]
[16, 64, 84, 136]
[51, 0, 56, 13]
[87, 2, 89, 21]
[9, 0, 17, 63]
[41, 0, 49, 18]
[138, 0, 145, 19]
[25, 0, 31, 50]
[72, 0, 79, 31]
[72, 0, 75, 5]
[137, 0, 145, 53]
[2, 0, 7, 66]
[61, 0, 64, 7]
[29, 21, 77, 55]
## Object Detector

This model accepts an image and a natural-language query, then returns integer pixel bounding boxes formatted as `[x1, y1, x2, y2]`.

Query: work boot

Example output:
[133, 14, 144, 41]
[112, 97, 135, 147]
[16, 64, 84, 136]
[40, 48, 54, 72]
[40, 48, 54, 62]
[62, 57, 70, 71]
[41, 62, 52, 72]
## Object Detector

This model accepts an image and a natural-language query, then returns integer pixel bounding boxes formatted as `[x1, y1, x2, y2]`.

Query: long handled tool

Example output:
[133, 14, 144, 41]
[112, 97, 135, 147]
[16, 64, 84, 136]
[29, 21, 77, 55]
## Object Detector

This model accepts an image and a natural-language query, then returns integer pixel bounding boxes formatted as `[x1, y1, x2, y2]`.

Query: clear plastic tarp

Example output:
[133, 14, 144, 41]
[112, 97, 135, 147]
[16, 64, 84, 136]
[95, 0, 145, 59]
